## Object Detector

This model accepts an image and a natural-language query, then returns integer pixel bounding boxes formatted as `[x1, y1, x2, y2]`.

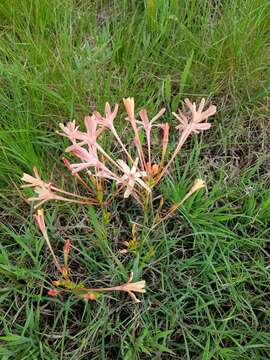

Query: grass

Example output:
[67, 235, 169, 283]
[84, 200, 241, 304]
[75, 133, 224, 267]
[0, 0, 270, 358]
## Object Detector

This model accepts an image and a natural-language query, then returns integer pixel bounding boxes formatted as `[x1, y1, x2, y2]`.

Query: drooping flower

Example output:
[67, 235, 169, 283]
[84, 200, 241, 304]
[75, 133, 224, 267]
[50, 272, 146, 303]
[22, 167, 96, 207]
[85, 272, 145, 303]
[22, 167, 66, 208]
[117, 158, 150, 198]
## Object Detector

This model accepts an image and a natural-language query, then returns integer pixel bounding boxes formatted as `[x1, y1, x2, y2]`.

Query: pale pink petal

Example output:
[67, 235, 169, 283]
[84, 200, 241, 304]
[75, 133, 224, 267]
[66, 145, 92, 161]
[199, 106, 216, 122]
[194, 123, 211, 131]
[139, 109, 150, 129]
[135, 178, 151, 192]
[105, 102, 111, 117]
[117, 159, 131, 173]
[197, 98, 206, 113]
[150, 107, 166, 124]
[130, 158, 139, 175]
[184, 98, 196, 115]
[172, 111, 188, 125]
[123, 97, 135, 119]
[124, 187, 132, 198]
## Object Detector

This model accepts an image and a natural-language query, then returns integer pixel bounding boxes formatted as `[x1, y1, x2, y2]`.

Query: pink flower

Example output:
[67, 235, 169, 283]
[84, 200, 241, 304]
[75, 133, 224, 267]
[84, 115, 99, 146]
[173, 98, 216, 134]
[160, 123, 170, 166]
[22, 166, 96, 207]
[93, 102, 134, 162]
[59, 120, 85, 143]
[138, 107, 166, 134]
[28, 186, 66, 209]
[21, 166, 48, 189]
[123, 97, 135, 119]
[34, 208, 46, 232]
[156, 98, 216, 184]
[88, 272, 145, 303]
[59, 116, 101, 154]
[93, 102, 119, 130]
[123, 98, 147, 170]
[94, 169, 120, 182]
[117, 158, 150, 198]
[65, 144, 104, 173]
[138, 107, 166, 165]
[120, 273, 146, 303]
[22, 167, 64, 208]
[64, 239, 71, 256]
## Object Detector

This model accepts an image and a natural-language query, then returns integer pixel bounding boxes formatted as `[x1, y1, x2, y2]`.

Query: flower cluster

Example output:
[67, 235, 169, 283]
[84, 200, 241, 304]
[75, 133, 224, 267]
[22, 97, 216, 206]
[55, 97, 215, 203]
[21, 97, 216, 304]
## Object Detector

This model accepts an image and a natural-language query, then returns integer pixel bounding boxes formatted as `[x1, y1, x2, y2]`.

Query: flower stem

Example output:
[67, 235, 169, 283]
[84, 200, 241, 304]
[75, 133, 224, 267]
[111, 125, 134, 163]
[155, 125, 192, 185]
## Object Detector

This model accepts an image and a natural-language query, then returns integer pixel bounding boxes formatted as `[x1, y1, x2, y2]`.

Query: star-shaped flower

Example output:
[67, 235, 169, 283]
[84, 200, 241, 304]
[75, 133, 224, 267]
[173, 98, 216, 134]
[93, 102, 119, 130]
[117, 158, 150, 198]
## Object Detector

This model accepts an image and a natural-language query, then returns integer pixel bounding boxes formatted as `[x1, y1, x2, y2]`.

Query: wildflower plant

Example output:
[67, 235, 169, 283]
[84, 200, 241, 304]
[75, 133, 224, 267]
[21, 97, 216, 303]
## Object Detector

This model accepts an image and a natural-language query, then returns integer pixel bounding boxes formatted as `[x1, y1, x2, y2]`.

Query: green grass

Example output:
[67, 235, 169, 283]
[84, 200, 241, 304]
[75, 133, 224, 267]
[0, 0, 270, 359]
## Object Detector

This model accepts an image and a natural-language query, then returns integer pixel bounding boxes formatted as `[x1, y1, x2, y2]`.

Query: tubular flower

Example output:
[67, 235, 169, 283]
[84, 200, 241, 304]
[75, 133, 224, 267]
[123, 97, 135, 119]
[50, 272, 146, 304]
[21, 166, 48, 189]
[119, 272, 146, 303]
[22, 167, 97, 208]
[28, 186, 67, 209]
[159, 122, 170, 166]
